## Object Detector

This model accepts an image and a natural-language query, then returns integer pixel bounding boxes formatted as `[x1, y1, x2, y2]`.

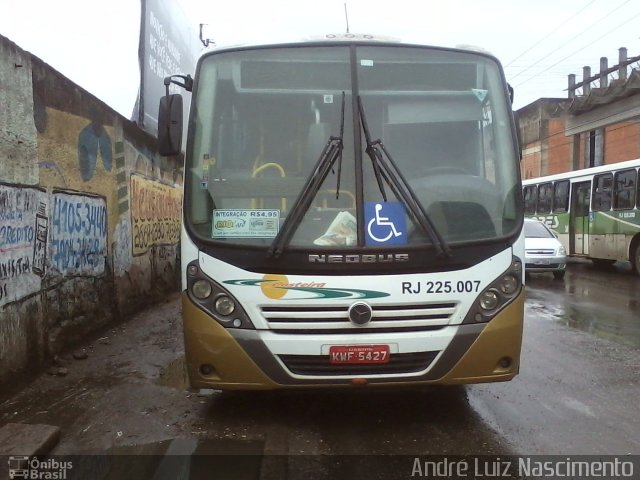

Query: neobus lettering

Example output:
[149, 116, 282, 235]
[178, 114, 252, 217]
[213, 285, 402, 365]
[309, 253, 410, 263]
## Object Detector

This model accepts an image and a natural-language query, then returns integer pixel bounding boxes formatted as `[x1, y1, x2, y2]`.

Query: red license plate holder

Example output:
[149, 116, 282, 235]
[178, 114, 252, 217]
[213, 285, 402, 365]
[329, 345, 390, 365]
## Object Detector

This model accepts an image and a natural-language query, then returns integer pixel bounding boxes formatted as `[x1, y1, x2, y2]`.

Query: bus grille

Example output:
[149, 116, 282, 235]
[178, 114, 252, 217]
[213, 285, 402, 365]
[260, 302, 457, 334]
[279, 351, 439, 376]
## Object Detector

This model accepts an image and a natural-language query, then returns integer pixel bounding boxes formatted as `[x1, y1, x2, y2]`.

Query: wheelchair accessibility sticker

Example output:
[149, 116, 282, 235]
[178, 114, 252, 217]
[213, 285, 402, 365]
[365, 202, 406, 246]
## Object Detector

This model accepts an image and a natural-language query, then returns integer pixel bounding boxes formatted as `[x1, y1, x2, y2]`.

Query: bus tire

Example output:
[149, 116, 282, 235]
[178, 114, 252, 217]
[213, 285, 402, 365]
[632, 242, 640, 277]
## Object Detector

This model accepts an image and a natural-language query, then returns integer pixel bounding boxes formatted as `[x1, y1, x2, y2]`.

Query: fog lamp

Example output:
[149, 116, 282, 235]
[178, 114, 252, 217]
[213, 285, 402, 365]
[215, 296, 236, 316]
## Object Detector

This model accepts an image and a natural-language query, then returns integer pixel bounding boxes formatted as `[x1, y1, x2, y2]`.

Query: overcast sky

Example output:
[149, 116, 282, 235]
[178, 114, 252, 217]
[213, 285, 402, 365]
[1, 0, 640, 116]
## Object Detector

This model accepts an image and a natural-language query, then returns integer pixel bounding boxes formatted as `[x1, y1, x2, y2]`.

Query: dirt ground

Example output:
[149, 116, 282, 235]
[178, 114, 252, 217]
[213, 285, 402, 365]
[0, 292, 206, 454]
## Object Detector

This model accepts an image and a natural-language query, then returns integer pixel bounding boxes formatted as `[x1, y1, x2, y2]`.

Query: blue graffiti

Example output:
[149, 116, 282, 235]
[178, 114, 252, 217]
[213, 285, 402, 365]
[78, 123, 112, 181]
[52, 197, 107, 238]
[0, 225, 35, 249]
[51, 195, 107, 273]
[51, 238, 104, 271]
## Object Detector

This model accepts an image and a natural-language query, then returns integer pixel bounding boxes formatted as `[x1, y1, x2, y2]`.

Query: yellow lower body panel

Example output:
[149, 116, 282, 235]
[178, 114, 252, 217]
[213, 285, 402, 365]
[182, 293, 279, 390]
[437, 292, 524, 385]
[182, 291, 524, 390]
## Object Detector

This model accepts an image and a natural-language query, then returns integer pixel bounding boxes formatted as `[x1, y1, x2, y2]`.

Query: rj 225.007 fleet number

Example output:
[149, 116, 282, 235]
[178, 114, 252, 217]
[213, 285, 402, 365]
[402, 280, 481, 294]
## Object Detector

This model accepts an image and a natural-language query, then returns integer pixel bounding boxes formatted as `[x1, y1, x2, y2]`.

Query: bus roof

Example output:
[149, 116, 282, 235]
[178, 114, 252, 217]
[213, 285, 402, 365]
[202, 33, 499, 61]
[523, 158, 640, 185]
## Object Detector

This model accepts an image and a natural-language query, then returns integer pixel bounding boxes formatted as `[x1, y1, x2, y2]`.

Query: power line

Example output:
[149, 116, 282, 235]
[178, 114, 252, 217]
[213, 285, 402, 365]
[505, 0, 598, 67]
[514, 8, 640, 88]
[509, 0, 633, 82]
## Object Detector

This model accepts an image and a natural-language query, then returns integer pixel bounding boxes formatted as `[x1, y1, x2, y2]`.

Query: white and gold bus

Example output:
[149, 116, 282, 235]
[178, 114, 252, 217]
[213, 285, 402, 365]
[158, 34, 524, 390]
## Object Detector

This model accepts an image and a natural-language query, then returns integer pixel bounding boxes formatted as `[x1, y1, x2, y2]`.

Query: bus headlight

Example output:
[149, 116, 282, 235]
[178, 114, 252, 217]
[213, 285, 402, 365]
[499, 274, 519, 295]
[215, 296, 236, 316]
[463, 256, 523, 324]
[186, 260, 255, 329]
[192, 280, 213, 299]
[479, 290, 499, 310]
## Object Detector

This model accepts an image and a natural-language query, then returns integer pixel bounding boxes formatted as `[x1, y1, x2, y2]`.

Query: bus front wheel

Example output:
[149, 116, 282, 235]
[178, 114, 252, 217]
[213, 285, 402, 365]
[633, 243, 640, 277]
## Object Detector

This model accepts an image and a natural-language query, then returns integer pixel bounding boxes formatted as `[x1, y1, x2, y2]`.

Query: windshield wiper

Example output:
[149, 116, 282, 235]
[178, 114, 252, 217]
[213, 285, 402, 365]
[357, 97, 452, 258]
[267, 92, 346, 258]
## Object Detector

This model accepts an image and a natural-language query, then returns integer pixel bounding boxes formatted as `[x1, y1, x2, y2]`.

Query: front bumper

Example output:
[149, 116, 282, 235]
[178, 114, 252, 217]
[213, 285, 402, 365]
[181, 290, 524, 390]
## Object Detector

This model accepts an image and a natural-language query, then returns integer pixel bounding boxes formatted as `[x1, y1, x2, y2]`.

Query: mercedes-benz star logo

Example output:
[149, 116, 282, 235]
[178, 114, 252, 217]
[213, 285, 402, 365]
[348, 302, 373, 326]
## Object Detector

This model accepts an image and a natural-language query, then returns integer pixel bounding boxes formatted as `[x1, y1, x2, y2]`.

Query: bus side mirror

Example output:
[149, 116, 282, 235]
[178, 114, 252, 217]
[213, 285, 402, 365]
[158, 94, 183, 156]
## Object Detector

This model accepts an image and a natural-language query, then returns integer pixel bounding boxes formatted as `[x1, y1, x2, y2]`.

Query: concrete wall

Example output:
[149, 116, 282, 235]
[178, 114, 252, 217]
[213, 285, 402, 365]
[0, 34, 183, 384]
[519, 99, 570, 180]
[605, 121, 640, 165]
[546, 118, 572, 175]
[518, 98, 640, 179]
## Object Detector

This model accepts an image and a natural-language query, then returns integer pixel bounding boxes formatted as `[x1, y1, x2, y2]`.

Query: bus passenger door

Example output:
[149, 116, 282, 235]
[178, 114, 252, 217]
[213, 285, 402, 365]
[570, 181, 591, 255]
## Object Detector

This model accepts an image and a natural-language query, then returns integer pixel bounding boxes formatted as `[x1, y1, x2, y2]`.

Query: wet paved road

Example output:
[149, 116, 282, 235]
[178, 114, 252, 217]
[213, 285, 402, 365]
[1, 260, 639, 476]
[185, 260, 640, 458]
[468, 260, 640, 455]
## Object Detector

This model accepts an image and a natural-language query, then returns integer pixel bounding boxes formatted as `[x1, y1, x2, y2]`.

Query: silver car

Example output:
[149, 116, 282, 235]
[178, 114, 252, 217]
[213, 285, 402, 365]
[524, 218, 567, 279]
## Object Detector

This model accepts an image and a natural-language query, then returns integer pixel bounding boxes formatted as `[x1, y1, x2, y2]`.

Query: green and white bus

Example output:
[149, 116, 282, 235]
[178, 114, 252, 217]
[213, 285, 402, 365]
[523, 158, 640, 275]
[158, 34, 524, 390]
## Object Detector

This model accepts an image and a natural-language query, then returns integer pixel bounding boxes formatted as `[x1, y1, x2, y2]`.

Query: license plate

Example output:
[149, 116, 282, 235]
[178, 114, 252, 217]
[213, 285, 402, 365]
[329, 345, 390, 364]
[534, 259, 551, 265]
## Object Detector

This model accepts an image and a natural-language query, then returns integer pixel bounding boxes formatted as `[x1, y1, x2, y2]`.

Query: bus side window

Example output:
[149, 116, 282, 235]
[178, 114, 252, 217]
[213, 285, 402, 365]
[523, 185, 537, 214]
[537, 182, 553, 214]
[592, 173, 613, 211]
[613, 169, 636, 210]
[552, 180, 569, 213]
[637, 168, 640, 209]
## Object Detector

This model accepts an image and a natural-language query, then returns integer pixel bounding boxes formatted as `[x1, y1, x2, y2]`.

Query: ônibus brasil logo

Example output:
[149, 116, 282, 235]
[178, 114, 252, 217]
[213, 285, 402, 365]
[8, 456, 73, 479]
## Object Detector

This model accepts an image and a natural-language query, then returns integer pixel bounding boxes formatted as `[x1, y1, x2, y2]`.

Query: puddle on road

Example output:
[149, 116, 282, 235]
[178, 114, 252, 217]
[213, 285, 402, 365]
[157, 356, 189, 390]
[554, 303, 640, 349]
[527, 271, 640, 349]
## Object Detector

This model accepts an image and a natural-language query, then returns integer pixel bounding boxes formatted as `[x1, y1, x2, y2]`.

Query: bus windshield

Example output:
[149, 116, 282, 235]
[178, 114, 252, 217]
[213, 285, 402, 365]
[186, 44, 520, 251]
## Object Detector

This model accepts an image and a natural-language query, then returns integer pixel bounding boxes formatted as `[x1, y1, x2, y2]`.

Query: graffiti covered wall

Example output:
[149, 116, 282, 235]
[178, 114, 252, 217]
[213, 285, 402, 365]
[50, 192, 108, 276]
[130, 174, 181, 256]
[0, 185, 46, 307]
[0, 33, 183, 383]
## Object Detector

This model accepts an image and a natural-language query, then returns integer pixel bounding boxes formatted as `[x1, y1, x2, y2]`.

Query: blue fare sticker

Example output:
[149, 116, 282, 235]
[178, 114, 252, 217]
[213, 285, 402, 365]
[365, 202, 406, 246]
[212, 209, 280, 238]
